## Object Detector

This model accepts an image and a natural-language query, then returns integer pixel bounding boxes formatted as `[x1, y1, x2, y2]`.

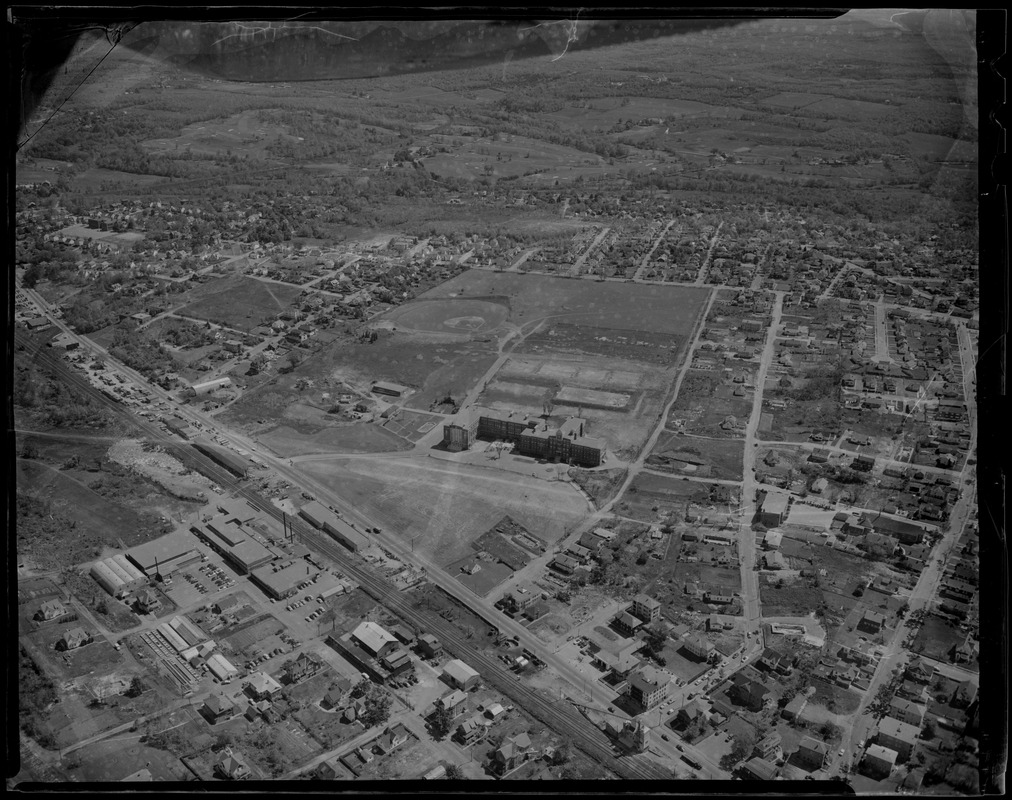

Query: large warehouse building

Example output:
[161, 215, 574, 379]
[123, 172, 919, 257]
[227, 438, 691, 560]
[90, 554, 147, 598]
[299, 501, 370, 552]
[192, 514, 277, 574]
[192, 440, 249, 479]
[188, 377, 232, 397]
[250, 560, 318, 601]
[442, 407, 606, 467]
[126, 530, 202, 577]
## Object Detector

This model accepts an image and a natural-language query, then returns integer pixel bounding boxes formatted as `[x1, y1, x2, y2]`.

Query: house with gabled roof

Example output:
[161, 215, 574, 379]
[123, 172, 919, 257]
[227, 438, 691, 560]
[243, 671, 282, 701]
[374, 723, 411, 755]
[454, 716, 485, 745]
[489, 731, 533, 776]
[35, 599, 67, 621]
[284, 651, 322, 684]
[214, 751, 251, 780]
[202, 693, 237, 724]
[323, 677, 354, 710]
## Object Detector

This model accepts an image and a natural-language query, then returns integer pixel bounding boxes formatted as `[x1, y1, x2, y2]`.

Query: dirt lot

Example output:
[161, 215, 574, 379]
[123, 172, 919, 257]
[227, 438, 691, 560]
[297, 454, 588, 569]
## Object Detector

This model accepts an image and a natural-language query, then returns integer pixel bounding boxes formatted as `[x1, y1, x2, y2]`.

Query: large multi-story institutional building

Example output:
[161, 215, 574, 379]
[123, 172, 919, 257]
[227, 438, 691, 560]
[442, 407, 606, 467]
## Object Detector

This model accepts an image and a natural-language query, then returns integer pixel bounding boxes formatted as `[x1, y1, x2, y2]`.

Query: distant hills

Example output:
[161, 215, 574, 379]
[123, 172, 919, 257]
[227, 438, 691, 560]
[117, 18, 772, 83]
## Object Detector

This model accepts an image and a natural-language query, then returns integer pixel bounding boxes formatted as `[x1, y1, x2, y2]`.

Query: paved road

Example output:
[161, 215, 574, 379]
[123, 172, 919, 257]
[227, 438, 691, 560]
[694, 222, 724, 286]
[737, 291, 785, 639]
[633, 219, 675, 282]
[571, 226, 611, 276]
[834, 410, 978, 777]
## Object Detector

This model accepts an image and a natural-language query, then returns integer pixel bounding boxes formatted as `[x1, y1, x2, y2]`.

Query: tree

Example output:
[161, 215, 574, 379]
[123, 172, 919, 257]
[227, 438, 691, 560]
[552, 743, 572, 766]
[359, 689, 392, 727]
[124, 677, 145, 698]
[643, 624, 667, 656]
[445, 763, 464, 780]
[923, 721, 936, 741]
[431, 704, 454, 739]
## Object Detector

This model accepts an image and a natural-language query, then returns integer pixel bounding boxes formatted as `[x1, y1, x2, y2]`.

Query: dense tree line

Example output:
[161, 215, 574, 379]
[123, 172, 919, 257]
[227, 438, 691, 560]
[18, 644, 58, 748]
[13, 355, 112, 427]
[108, 326, 178, 380]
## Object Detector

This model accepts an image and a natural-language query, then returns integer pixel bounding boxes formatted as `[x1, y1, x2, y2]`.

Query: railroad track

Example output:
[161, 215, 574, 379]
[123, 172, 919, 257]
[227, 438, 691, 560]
[17, 334, 674, 781]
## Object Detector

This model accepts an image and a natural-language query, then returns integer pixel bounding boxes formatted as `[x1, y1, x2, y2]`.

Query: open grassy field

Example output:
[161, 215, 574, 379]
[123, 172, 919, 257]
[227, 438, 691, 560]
[177, 275, 303, 332]
[616, 473, 736, 523]
[911, 612, 967, 664]
[423, 269, 710, 336]
[69, 738, 192, 782]
[142, 109, 294, 159]
[296, 454, 588, 568]
[384, 297, 510, 334]
[647, 433, 745, 481]
[259, 422, 411, 457]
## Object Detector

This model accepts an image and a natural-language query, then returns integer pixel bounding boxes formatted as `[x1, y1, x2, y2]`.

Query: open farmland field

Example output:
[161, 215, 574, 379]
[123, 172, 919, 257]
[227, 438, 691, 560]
[142, 109, 298, 159]
[177, 275, 303, 332]
[68, 167, 170, 191]
[423, 270, 710, 336]
[422, 135, 611, 182]
[296, 454, 587, 569]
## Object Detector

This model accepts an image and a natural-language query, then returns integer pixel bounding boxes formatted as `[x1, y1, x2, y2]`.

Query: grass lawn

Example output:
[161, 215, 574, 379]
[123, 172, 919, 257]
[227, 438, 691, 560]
[177, 275, 302, 332]
[911, 612, 964, 664]
[423, 270, 710, 336]
[810, 677, 861, 715]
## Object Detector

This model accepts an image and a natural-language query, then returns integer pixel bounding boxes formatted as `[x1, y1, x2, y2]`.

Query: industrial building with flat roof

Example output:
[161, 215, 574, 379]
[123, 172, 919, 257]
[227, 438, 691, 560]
[372, 381, 410, 397]
[299, 501, 370, 552]
[189, 376, 232, 397]
[126, 530, 202, 576]
[759, 490, 790, 527]
[250, 560, 318, 600]
[192, 514, 277, 574]
[90, 555, 147, 597]
[441, 407, 606, 467]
